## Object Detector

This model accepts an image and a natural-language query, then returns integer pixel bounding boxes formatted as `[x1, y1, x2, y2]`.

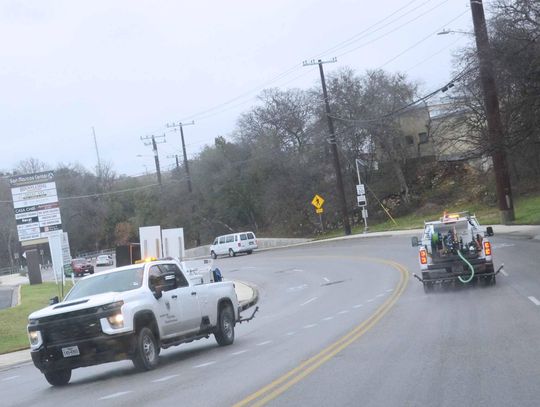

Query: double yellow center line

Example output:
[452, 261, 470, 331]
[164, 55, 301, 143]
[233, 258, 409, 407]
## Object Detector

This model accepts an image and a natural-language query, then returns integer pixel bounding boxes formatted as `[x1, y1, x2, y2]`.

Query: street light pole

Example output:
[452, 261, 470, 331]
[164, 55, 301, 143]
[469, 0, 515, 223]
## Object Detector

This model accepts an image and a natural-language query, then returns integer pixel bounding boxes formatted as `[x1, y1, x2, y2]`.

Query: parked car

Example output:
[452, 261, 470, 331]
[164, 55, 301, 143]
[70, 258, 94, 277]
[210, 231, 258, 259]
[96, 254, 114, 267]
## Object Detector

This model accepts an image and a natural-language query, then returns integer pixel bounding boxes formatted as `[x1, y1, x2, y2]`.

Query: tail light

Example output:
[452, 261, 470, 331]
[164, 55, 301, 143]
[419, 248, 428, 265]
[483, 241, 492, 256]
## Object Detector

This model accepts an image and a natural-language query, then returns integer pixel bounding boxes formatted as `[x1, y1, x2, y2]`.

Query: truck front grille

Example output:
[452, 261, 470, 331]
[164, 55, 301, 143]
[42, 316, 102, 345]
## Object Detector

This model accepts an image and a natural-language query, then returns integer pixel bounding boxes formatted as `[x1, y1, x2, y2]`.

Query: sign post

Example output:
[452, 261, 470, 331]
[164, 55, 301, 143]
[311, 194, 325, 232]
[355, 159, 369, 233]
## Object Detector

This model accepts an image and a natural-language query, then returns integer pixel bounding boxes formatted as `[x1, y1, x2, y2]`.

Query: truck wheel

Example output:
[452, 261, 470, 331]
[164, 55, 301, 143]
[132, 327, 159, 371]
[247, 250, 253, 255]
[228, 249, 236, 257]
[423, 281, 433, 293]
[211, 251, 217, 259]
[215, 305, 235, 346]
[44, 368, 71, 386]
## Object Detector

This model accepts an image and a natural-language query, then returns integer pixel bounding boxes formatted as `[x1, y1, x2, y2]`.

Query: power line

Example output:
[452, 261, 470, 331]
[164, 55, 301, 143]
[329, 63, 474, 124]
[314, 0, 431, 59]
[377, 10, 469, 69]
[334, 0, 453, 59]
[178, 0, 452, 124]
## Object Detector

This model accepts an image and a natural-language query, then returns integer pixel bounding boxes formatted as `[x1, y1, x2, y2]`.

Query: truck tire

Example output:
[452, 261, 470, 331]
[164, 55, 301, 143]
[211, 251, 217, 259]
[44, 368, 71, 386]
[215, 305, 235, 346]
[132, 327, 159, 371]
[228, 249, 236, 257]
[423, 281, 433, 293]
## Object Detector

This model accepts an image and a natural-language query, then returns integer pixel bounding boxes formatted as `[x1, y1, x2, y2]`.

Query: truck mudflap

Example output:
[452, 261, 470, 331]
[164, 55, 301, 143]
[413, 264, 504, 284]
[237, 306, 259, 324]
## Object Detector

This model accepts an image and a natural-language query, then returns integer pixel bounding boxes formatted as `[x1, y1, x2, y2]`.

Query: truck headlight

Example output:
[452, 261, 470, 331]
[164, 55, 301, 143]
[107, 313, 124, 329]
[28, 330, 42, 348]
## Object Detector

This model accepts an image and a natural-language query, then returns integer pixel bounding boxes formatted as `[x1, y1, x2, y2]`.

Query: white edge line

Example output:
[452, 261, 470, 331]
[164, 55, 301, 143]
[193, 361, 216, 368]
[152, 374, 179, 383]
[300, 297, 317, 306]
[1, 376, 20, 382]
[528, 296, 540, 306]
[99, 391, 132, 400]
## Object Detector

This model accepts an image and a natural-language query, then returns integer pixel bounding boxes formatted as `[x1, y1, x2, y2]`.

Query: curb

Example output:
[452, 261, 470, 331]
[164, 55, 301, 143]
[238, 281, 259, 312]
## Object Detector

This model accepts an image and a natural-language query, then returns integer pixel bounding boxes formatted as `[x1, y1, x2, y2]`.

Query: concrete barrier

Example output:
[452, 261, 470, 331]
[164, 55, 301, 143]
[184, 237, 310, 259]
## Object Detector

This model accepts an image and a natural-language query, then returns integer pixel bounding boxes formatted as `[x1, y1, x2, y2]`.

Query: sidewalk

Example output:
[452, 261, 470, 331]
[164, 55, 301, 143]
[0, 279, 259, 371]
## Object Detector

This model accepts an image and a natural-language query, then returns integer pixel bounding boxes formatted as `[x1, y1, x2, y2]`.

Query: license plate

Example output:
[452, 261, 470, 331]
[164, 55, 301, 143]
[249, 242, 254, 245]
[62, 346, 80, 358]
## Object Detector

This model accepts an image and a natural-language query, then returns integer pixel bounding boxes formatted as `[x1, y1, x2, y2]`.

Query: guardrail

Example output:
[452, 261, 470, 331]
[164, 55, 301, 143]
[0, 266, 22, 276]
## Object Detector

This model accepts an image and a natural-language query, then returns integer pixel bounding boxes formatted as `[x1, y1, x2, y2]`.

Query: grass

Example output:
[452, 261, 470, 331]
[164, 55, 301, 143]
[316, 194, 540, 239]
[0, 281, 72, 354]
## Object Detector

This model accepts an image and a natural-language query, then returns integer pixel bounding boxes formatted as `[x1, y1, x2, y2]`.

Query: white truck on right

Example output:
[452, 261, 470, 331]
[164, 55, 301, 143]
[411, 212, 502, 292]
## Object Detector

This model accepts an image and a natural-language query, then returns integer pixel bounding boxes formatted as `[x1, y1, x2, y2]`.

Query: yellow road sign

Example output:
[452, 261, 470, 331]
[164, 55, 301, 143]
[311, 194, 325, 209]
[316, 208, 324, 214]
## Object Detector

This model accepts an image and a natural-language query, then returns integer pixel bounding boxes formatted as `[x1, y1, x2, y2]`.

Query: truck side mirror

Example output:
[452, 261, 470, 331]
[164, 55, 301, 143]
[153, 287, 163, 300]
[411, 236, 419, 247]
[486, 226, 494, 236]
[49, 296, 59, 305]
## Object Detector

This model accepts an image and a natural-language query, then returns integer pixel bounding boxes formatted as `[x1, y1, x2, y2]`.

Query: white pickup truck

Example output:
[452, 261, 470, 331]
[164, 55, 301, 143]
[27, 259, 247, 386]
[411, 212, 499, 292]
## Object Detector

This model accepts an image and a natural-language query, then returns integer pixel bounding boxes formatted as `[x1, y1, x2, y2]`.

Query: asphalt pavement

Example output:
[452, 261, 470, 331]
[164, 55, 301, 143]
[0, 227, 539, 406]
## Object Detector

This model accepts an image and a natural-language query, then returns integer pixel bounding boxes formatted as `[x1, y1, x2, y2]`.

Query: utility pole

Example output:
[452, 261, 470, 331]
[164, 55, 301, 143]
[92, 126, 102, 178]
[167, 154, 180, 171]
[140, 134, 166, 186]
[469, 0, 515, 223]
[166, 121, 195, 193]
[303, 58, 351, 235]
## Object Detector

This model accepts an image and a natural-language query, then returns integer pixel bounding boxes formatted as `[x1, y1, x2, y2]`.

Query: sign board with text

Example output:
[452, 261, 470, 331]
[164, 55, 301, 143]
[357, 195, 367, 207]
[10, 171, 63, 242]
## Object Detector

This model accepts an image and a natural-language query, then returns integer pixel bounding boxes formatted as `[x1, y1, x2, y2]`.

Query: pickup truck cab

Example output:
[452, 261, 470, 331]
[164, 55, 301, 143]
[27, 259, 240, 386]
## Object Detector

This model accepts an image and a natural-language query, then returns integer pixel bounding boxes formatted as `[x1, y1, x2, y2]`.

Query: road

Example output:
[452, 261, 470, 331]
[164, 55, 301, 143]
[1, 233, 540, 406]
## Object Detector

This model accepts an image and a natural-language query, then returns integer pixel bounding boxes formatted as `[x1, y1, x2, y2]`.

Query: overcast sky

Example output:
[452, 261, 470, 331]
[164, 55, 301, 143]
[1, 0, 476, 177]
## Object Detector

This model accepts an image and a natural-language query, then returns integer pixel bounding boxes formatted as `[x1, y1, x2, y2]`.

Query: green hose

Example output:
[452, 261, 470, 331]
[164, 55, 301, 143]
[457, 250, 475, 283]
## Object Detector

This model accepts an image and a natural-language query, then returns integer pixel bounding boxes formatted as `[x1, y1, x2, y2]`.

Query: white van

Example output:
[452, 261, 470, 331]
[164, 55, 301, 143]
[210, 231, 258, 259]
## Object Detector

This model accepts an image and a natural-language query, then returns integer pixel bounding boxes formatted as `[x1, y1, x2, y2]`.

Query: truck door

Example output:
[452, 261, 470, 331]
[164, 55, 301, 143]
[148, 265, 182, 338]
[160, 263, 202, 334]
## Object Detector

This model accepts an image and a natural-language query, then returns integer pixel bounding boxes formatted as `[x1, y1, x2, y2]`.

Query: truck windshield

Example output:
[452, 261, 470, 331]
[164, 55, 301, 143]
[64, 267, 144, 301]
